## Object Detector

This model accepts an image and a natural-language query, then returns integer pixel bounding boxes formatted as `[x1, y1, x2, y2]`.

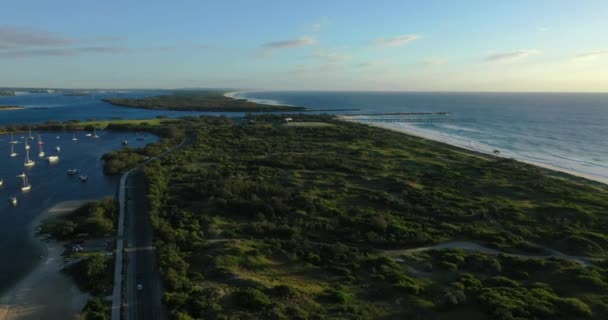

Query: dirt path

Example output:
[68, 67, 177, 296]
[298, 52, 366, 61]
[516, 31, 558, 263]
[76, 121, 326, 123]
[383, 241, 598, 266]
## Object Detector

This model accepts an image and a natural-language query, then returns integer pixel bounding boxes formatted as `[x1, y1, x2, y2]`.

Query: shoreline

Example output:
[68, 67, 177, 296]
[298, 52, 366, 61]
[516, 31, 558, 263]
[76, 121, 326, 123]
[224, 91, 607, 185]
[360, 118, 608, 185]
[0, 200, 92, 320]
[223, 90, 293, 107]
[339, 116, 607, 185]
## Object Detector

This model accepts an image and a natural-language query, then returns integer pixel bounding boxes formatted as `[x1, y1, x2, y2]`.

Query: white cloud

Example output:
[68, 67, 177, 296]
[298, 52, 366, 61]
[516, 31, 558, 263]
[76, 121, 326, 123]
[374, 34, 420, 48]
[0, 46, 127, 58]
[310, 23, 322, 32]
[573, 49, 608, 61]
[485, 50, 540, 63]
[262, 36, 317, 49]
[423, 58, 447, 66]
[0, 26, 75, 49]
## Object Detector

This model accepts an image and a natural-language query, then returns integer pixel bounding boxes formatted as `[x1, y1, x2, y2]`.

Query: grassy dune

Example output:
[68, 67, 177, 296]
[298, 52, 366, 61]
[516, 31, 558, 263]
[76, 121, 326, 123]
[135, 115, 608, 319]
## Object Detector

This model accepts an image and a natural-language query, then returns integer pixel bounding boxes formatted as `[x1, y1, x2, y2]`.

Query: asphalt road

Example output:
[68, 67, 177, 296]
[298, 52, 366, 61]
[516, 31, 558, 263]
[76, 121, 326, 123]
[125, 170, 166, 320]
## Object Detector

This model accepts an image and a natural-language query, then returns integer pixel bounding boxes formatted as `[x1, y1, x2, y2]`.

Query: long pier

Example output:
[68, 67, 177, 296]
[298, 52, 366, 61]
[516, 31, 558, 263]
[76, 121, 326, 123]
[351, 118, 474, 123]
[346, 112, 450, 116]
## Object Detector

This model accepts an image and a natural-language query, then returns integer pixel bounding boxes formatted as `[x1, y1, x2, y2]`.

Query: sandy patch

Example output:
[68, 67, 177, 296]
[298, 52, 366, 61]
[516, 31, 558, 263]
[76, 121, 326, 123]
[0, 200, 92, 320]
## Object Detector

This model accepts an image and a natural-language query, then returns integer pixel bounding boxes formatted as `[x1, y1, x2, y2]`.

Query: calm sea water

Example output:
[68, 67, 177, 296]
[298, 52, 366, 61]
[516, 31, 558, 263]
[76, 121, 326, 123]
[0, 130, 155, 294]
[234, 91, 608, 183]
[0, 91, 246, 125]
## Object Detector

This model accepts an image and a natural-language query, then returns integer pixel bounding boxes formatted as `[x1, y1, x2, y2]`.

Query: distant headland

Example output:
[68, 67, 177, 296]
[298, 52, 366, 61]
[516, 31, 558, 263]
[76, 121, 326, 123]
[0, 105, 25, 111]
[102, 91, 305, 112]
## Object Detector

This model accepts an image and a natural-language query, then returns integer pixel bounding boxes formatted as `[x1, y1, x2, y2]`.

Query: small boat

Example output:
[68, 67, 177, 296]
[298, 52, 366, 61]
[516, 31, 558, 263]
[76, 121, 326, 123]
[0, 179, 3, 187]
[37, 135, 45, 157]
[122, 140, 128, 145]
[10, 144, 17, 157]
[17, 173, 31, 192]
[72, 133, 78, 141]
[56, 146, 61, 152]
[47, 155, 59, 163]
[28, 128, 34, 140]
[79, 175, 88, 182]
[24, 145, 35, 167]
[25, 143, 30, 150]
[93, 128, 99, 138]
[9, 196, 17, 206]
[67, 169, 79, 175]
[9, 133, 18, 144]
[85, 133, 92, 137]
[56, 136, 60, 139]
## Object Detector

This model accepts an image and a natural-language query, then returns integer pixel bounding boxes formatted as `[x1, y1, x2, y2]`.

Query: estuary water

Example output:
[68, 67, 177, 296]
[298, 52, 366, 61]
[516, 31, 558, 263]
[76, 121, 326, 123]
[231, 91, 608, 184]
[0, 130, 155, 294]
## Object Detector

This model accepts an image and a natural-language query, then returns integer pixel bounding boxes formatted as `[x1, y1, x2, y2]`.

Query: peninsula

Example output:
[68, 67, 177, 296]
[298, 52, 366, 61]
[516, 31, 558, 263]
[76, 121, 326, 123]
[109, 114, 608, 320]
[102, 91, 305, 112]
[0, 106, 25, 111]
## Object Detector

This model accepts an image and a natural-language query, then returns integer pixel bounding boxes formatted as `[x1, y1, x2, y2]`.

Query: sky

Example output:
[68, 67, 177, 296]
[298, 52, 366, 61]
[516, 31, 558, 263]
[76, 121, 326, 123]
[0, 0, 607, 91]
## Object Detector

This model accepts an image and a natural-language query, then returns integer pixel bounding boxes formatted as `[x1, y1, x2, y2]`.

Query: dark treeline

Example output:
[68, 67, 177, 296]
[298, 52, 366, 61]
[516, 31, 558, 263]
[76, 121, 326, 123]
[102, 91, 305, 112]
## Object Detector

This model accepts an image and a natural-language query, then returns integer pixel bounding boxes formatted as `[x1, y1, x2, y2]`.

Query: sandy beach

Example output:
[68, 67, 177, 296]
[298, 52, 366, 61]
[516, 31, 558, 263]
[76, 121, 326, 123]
[338, 116, 608, 186]
[0, 201, 91, 320]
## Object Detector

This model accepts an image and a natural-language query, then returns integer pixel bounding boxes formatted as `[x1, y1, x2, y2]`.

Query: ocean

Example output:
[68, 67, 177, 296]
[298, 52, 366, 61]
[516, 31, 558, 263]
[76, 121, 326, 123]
[230, 91, 608, 184]
[0, 89, 606, 294]
[2, 91, 607, 183]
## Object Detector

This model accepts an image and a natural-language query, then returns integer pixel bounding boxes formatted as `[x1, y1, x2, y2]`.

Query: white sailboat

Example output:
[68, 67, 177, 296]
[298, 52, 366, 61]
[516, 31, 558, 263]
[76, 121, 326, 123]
[9, 196, 17, 206]
[37, 135, 45, 157]
[9, 133, 18, 144]
[28, 128, 34, 140]
[24, 144, 35, 167]
[0, 179, 3, 187]
[48, 155, 59, 163]
[10, 143, 17, 157]
[72, 132, 78, 141]
[56, 146, 61, 152]
[93, 128, 99, 138]
[17, 173, 31, 192]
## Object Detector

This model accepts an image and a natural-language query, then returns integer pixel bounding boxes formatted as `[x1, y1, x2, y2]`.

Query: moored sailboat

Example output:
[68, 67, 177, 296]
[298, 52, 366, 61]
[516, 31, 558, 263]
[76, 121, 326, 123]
[24, 143, 35, 167]
[37, 135, 45, 157]
[17, 173, 31, 191]
[10, 143, 17, 157]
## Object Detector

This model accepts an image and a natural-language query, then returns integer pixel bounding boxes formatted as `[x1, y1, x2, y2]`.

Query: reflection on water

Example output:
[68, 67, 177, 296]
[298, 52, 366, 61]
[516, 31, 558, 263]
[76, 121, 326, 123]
[0, 130, 157, 294]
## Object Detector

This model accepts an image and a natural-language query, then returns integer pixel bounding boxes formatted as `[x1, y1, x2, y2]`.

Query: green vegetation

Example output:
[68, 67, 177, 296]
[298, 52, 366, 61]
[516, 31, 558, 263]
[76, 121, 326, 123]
[65, 253, 114, 296]
[0, 117, 172, 135]
[102, 91, 305, 112]
[0, 90, 15, 96]
[40, 199, 117, 320]
[101, 119, 186, 175]
[80, 297, 111, 320]
[134, 114, 608, 319]
[40, 198, 116, 240]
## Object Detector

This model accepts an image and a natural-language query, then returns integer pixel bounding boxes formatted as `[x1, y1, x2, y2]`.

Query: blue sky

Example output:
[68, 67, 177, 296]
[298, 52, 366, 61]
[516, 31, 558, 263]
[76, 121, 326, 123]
[1, 0, 607, 91]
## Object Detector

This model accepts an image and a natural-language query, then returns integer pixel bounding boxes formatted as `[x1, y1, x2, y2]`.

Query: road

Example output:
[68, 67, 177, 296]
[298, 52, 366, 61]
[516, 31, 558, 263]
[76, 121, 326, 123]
[124, 170, 166, 320]
[111, 135, 189, 320]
